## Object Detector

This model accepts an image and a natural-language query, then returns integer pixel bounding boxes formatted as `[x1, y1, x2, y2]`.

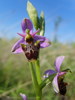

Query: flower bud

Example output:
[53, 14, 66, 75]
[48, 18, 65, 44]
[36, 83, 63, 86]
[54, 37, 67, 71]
[27, 1, 40, 30]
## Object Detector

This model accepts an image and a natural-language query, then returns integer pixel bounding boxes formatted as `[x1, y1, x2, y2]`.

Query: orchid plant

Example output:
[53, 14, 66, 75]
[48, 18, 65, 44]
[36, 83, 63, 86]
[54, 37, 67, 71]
[12, 1, 70, 100]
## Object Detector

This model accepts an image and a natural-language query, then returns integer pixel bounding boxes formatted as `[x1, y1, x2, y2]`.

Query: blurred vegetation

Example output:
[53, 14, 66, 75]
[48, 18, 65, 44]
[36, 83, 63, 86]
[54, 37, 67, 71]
[0, 38, 75, 100]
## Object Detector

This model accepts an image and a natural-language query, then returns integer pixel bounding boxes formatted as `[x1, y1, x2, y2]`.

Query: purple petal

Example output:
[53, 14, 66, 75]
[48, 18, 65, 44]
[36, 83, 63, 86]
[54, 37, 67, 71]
[17, 29, 40, 38]
[34, 35, 51, 48]
[21, 18, 33, 33]
[52, 74, 59, 93]
[12, 38, 26, 54]
[34, 35, 45, 42]
[31, 29, 40, 36]
[20, 93, 27, 100]
[13, 47, 23, 54]
[17, 33, 26, 38]
[44, 69, 56, 78]
[58, 72, 66, 77]
[55, 56, 65, 72]
[40, 38, 51, 48]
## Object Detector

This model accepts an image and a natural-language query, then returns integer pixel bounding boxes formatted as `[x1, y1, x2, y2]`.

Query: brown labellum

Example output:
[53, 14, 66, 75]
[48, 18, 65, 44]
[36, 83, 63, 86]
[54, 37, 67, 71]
[58, 78, 67, 95]
[21, 42, 40, 61]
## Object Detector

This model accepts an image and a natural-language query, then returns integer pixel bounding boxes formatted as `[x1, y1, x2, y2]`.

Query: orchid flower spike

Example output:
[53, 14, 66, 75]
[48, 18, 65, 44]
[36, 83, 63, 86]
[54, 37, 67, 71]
[44, 56, 68, 95]
[20, 93, 27, 100]
[12, 18, 51, 61]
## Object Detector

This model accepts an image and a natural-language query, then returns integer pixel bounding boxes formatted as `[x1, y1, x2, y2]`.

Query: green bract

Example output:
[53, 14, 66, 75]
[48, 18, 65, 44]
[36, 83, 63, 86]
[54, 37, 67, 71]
[27, 1, 39, 30]
[40, 11, 45, 36]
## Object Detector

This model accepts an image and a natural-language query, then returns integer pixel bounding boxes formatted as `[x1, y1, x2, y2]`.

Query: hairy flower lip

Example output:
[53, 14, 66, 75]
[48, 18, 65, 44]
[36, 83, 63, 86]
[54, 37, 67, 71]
[21, 41, 40, 61]
[58, 76, 68, 95]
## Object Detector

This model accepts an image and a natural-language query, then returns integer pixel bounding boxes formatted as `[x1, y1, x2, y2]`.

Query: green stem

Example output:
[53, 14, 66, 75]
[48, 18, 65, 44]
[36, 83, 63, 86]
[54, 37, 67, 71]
[29, 62, 42, 100]
[36, 96, 41, 100]
[35, 60, 42, 84]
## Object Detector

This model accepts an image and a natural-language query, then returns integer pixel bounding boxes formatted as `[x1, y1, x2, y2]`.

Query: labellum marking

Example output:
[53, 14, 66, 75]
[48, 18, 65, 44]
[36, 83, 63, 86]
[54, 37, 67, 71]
[21, 43, 40, 61]
[58, 78, 67, 95]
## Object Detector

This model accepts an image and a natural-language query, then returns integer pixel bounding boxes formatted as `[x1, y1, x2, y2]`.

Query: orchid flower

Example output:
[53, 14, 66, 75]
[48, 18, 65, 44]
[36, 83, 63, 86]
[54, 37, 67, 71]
[44, 56, 68, 95]
[20, 93, 27, 100]
[12, 18, 51, 60]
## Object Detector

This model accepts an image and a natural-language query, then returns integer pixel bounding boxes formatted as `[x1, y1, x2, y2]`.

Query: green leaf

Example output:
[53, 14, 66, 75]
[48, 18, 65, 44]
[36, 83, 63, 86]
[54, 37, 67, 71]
[40, 73, 56, 89]
[62, 68, 72, 73]
[27, 1, 40, 30]
[39, 11, 45, 36]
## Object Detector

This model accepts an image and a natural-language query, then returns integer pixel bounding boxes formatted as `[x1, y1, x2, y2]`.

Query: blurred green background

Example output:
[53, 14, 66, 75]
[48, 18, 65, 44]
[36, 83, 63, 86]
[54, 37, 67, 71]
[0, 38, 75, 100]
